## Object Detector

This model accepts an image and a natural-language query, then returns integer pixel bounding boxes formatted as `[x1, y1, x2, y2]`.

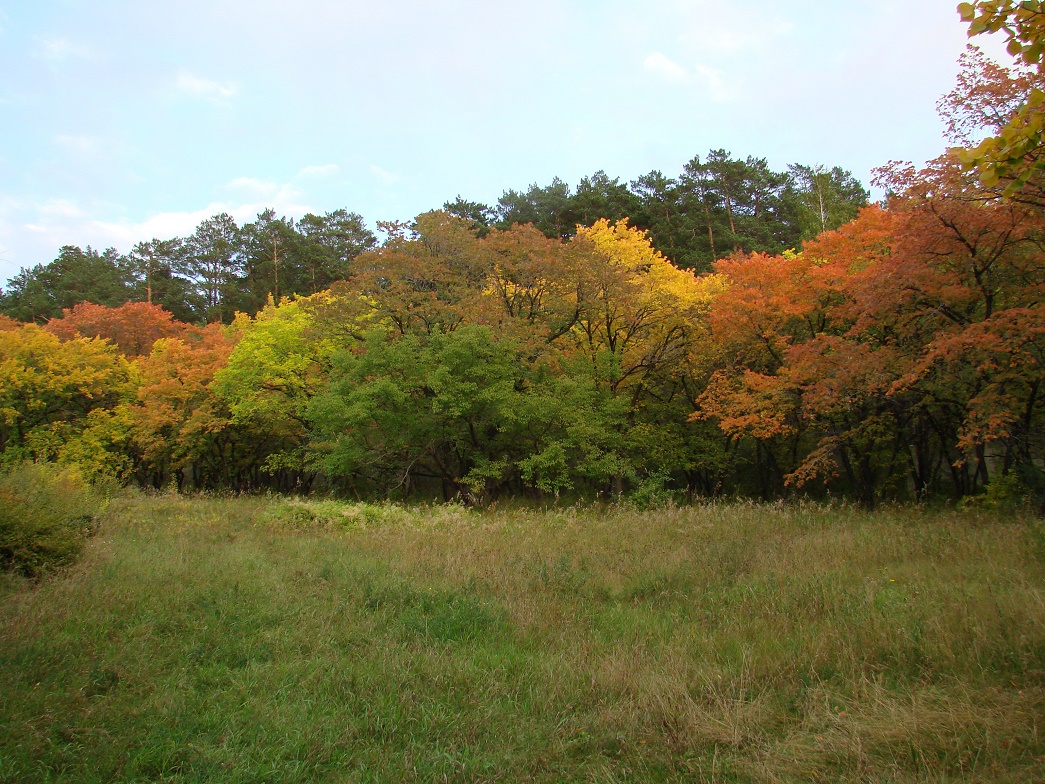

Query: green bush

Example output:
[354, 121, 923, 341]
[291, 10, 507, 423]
[0, 462, 102, 577]
[264, 498, 410, 530]
[962, 472, 1032, 513]
[628, 469, 677, 510]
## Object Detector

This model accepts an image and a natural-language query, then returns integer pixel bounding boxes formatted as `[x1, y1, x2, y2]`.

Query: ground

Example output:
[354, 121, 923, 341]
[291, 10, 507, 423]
[1, 494, 1043, 782]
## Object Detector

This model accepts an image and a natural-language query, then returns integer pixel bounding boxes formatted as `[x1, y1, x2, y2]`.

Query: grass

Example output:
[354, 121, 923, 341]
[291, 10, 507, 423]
[1, 494, 1044, 782]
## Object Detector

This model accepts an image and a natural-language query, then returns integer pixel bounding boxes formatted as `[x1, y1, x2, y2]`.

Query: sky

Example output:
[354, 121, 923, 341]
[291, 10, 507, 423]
[0, 0, 1009, 284]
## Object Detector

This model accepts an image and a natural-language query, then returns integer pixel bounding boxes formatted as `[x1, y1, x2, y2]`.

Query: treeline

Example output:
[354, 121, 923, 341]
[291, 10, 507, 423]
[446, 155, 869, 269]
[0, 210, 377, 325]
[0, 151, 868, 326]
[1, 152, 1041, 508]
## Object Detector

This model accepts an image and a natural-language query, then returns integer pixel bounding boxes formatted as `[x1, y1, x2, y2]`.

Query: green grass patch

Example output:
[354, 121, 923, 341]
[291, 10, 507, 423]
[1, 496, 1043, 782]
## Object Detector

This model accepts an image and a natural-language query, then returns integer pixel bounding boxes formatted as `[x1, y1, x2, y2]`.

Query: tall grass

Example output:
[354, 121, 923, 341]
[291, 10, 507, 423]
[1, 495, 1043, 782]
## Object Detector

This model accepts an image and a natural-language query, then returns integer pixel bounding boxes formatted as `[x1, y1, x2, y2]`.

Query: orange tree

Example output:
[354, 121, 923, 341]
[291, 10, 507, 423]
[45, 301, 189, 357]
[130, 323, 278, 490]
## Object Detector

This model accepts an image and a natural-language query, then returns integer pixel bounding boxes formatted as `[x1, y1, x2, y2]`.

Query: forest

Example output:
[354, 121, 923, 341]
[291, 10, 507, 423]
[0, 45, 1042, 512]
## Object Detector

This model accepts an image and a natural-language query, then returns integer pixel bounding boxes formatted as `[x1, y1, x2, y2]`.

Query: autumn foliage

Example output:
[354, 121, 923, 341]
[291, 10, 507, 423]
[0, 172, 1039, 507]
[45, 301, 189, 357]
[692, 154, 1045, 507]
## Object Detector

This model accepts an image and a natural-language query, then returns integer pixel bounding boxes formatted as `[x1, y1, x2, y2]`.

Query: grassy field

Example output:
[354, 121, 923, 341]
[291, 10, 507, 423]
[1, 495, 1043, 783]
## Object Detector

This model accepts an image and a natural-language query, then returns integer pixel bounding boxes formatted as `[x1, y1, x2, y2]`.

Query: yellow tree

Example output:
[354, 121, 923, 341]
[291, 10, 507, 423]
[213, 296, 339, 487]
[569, 219, 723, 398]
[564, 220, 725, 490]
[0, 325, 134, 465]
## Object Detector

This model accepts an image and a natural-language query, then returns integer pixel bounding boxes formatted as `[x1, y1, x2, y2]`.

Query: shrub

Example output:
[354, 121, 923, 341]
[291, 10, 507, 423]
[264, 498, 411, 530]
[962, 472, 1032, 513]
[0, 462, 102, 577]
[628, 469, 677, 510]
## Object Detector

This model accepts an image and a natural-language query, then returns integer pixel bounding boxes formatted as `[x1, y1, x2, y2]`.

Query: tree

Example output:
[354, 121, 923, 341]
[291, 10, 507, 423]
[692, 243, 842, 499]
[0, 324, 134, 462]
[124, 238, 199, 321]
[786, 164, 869, 241]
[630, 170, 686, 264]
[570, 171, 641, 228]
[44, 301, 189, 357]
[184, 213, 243, 323]
[496, 178, 574, 238]
[348, 211, 494, 337]
[442, 197, 496, 235]
[132, 323, 258, 489]
[213, 297, 337, 486]
[0, 246, 133, 323]
[296, 209, 377, 291]
[957, 1, 1045, 194]
[874, 155, 1045, 500]
[309, 325, 527, 501]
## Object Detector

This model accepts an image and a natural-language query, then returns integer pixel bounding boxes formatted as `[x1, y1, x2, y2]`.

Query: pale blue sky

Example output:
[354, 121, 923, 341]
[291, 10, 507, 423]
[0, 1, 1004, 283]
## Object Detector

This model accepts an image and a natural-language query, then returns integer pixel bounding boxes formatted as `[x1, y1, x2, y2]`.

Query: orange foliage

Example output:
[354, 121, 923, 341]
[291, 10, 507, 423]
[45, 301, 189, 357]
[694, 369, 795, 440]
[695, 158, 1045, 505]
[132, 323, 239, 473]
[707, 250, 837, 372]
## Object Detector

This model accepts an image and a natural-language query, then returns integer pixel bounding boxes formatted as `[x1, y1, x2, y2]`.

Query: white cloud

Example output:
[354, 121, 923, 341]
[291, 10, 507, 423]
[37, 37, 96, 62]
[369, 165, 401, 185]
[109, 204, 309, 242]
[175, 72, 239, 101]
[2, 191, 314, 278]
[92, 205, 242, 245]
[37, 199, 87, 219]
[225, 177, 279, 196]
[298, 163, 340, 178]
[643, 52, 689, 83]
[694, 64, 733, 102]
[224, 176, 307, 206]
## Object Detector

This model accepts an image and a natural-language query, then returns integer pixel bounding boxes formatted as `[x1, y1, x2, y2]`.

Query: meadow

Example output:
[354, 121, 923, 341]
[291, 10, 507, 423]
[1, 494, 1043, 783]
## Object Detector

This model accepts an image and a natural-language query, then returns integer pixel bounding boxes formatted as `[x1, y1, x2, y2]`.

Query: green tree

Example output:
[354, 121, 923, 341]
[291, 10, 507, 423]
[785, 164, 870, 241]
[214, 297, 337, 483]
[297, 209, 377, 286]
[442, 197, 496, 236]
[496, 178, 574, 238]
[184, 213, 243, 323]
[125, 238, 200, 322]
[0, 246, 133, 323]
